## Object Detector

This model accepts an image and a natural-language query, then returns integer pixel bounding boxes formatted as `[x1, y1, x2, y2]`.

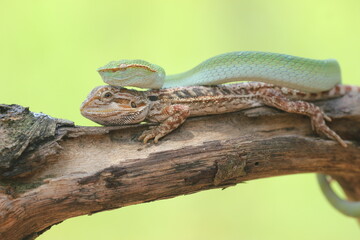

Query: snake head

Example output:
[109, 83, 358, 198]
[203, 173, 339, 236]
[80, 85, 150, 125]
[97, 60, 165, 89]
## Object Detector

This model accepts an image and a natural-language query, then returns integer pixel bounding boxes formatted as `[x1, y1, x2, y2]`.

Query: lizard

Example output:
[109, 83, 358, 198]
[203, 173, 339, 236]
[82, 51, 360, 218]
[80, 82, 357, 146]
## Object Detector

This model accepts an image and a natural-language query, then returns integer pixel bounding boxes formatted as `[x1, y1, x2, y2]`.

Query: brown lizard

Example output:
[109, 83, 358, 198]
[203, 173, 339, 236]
[80, 82, 358, 146]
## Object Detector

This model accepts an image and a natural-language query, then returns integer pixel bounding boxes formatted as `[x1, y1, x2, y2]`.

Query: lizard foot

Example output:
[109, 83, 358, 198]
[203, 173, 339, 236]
[259, 88, 347, 147]
[138, 104, 190, 144]
[310, 111, 347, 147]
[138, 126, 170, 143]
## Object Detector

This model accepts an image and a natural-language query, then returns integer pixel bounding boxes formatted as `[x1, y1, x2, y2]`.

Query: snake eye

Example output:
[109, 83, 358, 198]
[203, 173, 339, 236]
[118, 63, 127, 71]
[130, 102, 137, 108]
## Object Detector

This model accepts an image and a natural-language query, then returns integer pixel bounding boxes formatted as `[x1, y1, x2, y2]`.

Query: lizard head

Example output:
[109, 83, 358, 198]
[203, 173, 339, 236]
[80, 85, 150, 125]
[97, 60, 166, 89]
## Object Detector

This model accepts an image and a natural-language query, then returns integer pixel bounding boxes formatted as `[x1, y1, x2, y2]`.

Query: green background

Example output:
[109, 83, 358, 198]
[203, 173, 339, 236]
[1, 0, 360, 239]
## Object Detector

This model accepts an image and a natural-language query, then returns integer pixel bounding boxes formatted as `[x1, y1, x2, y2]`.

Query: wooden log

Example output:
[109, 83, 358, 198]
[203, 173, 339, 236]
[1, 92, 360, 239]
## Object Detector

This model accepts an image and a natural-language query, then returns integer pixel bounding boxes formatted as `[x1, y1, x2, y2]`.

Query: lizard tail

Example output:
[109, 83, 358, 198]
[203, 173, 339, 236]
[283, 84, 360, 101]
[324, 84, 360, 98]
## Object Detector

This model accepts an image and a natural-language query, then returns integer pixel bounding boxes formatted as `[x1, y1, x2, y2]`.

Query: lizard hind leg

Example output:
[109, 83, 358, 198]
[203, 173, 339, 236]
[258, 88, 347, 147]
[139, 104, 190, 143]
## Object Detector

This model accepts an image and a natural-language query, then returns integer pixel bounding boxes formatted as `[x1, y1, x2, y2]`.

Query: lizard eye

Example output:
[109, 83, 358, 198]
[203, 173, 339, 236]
[102, 92, 113, 99]
[130, 102, 137, 108]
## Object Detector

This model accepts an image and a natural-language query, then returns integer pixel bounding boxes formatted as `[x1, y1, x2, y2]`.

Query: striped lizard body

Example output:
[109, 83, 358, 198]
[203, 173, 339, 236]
[81, 82, 358, 146]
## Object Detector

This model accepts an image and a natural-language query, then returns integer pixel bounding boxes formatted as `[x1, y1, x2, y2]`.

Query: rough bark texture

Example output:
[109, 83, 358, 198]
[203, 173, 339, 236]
[1, 93, 360, 239]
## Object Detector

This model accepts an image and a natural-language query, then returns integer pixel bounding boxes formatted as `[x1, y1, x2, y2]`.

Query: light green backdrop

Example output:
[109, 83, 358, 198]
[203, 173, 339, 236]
[1, 0, 360, 239]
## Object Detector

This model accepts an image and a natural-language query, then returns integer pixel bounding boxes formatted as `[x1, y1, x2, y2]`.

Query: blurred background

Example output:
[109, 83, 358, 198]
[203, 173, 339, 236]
[1, 0, 360, 239]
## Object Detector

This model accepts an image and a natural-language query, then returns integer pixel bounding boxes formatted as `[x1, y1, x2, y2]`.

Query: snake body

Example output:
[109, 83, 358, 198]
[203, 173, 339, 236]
[317, 174, 360, 217]
[98, 51, 341, 93]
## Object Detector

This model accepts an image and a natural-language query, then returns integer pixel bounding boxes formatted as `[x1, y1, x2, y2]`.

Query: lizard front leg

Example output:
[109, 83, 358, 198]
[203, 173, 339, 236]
[139, 104, 190, 143]
[258, 88, 347, 147]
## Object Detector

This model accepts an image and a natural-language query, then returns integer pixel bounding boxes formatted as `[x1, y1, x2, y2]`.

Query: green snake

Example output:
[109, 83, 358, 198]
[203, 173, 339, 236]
[97, 51, 341, 93]
[317, 174, 360, 217]
[96, 51, 360, 218]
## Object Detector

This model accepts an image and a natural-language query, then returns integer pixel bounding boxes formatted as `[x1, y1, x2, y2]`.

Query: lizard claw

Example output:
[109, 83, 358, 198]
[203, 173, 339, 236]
[138, 127, 167, 144]
[312, 120, 347, 147]
[143, 135, 153, 144]
[324, 113, 332, 122]
[138, 104, 189, 144]
[138, 130, 154, 143]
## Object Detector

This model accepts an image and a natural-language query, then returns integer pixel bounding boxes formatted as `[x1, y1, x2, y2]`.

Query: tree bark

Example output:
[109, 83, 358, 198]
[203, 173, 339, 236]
[0, 93, 360, 240]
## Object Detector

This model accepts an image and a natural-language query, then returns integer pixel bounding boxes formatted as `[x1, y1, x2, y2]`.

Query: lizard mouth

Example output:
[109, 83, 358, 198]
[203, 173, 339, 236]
[81, 106, 149, 126]
[81, 107, 136, 116]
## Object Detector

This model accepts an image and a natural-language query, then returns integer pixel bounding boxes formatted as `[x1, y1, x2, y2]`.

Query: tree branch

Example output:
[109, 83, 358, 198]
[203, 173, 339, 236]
[1, 93, 360, 239]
